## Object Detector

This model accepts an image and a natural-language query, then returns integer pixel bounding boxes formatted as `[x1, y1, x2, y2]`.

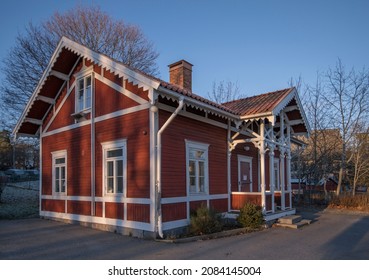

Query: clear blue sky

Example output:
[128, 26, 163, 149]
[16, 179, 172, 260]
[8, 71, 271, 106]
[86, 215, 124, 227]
[0, 0, 368, 98]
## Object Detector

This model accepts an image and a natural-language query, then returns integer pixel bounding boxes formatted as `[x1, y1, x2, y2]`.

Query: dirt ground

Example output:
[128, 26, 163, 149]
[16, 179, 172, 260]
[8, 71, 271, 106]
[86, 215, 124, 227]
[0, 181, 39, 219]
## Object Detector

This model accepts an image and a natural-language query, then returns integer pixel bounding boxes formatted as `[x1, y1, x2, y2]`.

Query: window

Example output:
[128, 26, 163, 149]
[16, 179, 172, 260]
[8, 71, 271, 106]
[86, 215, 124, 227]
[52, 151, 67, 195]
[77, 75, 92, 112]
[186, 141, 209, 195]
[102, 140, 127, 195]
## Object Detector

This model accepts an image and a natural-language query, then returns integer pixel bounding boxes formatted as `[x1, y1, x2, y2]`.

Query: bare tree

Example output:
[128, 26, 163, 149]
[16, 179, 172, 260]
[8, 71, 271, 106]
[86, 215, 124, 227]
[0, 5, 159, 129]
[347, 124, 369, 195]
[323, 59, 369, 195]
[208, 80, 245, 103]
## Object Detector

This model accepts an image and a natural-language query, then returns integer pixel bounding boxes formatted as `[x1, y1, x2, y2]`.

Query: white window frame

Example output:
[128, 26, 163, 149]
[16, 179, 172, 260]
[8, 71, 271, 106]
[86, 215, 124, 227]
[74, 67, 93, 113]
[185, 140, 209, 195]
[52, 150, 67, 196]
[102, 139, 127, 197]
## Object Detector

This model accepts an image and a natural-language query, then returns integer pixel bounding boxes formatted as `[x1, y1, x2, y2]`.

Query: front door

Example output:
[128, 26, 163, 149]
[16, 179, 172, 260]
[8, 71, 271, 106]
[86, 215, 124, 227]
[238, 156, 252, 192]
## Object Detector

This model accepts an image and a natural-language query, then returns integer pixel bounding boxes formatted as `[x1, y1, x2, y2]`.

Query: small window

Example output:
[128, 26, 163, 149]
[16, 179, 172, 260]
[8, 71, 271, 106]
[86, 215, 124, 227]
[52, 151, 67, 195]
[77, 75, 92, 112]
[186, 141, 209, 195]
[102, 140, 127, 195]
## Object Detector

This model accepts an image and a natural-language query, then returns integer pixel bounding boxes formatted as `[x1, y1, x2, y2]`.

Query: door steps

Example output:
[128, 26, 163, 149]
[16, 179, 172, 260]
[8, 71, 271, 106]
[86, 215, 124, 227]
[273, 215, 311, 229]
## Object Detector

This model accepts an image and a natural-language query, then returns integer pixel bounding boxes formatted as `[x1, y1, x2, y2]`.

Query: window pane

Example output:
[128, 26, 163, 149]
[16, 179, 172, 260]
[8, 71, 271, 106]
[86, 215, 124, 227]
[107, 161, 114, 176]
[78, 90, 84, 111]
[55, 158, 65, 164]
[199, 161, 204, 176]
[107, 178, 114, 193]
[85, 86, 91, 108]
[86, 76, 91, 87]
[79, 79, 84, 90]
[199, 177, 205, 192]
[55, 171, 60, 193]
[61, 166, 65, 180]
[189, 160, 196, 176]
[189, 177, 196, 193]
[116, 160, 123, 176]
[195, 150, 205, 159]
[61, 179, 65, 193]
[55, 167, 60, 180]
[117, 177, 123, 193]
[107, 149, 123, 158]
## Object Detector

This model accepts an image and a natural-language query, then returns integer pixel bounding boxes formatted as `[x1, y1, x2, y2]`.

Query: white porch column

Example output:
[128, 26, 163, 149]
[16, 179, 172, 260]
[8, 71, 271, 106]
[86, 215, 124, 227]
[269, 144, 275, 213]
[227, 120, 232, 212]
[280, 149, 286, 210]
[260, 120, 266, 214]
[286, 123, 292, 209]
[287, 149, 292, 209]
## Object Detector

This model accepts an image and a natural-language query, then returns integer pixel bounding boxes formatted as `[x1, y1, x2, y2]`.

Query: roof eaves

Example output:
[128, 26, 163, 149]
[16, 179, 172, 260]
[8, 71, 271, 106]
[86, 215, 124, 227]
[157, 85, 240, 120]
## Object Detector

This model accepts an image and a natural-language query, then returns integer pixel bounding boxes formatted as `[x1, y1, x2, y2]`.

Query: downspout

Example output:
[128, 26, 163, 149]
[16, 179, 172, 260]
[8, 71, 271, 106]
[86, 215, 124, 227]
[156, 97, 184, 238]
[91, 74, 96, 216]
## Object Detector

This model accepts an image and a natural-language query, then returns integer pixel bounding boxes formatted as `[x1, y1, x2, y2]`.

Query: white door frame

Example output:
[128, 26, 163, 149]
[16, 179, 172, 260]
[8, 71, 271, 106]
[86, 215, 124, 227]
[237, 155, 253, 192]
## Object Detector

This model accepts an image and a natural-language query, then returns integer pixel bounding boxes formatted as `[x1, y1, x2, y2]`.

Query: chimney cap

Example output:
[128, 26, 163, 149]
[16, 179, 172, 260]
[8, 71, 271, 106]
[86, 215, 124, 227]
[168, 59, 193, 68]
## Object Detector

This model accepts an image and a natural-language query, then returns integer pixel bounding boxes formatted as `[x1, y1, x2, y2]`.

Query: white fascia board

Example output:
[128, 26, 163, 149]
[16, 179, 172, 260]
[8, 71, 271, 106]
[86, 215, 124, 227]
[157, 86, 240, 121]
[13, 38, 68, 137]
[274, 88, 311, 135]
[272, 88, 295, 117]
[62, 37, 160, 90]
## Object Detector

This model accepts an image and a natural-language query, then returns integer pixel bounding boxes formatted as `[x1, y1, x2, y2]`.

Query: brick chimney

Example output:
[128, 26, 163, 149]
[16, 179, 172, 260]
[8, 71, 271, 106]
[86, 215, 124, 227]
[168, 60, 193, 91]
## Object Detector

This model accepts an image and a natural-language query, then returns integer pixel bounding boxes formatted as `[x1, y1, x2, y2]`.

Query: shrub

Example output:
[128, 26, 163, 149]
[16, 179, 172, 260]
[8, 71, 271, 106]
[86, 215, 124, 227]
[329, 194, 369, 211]
[189, 204, 223, 235]
[237, 202, 264, 229]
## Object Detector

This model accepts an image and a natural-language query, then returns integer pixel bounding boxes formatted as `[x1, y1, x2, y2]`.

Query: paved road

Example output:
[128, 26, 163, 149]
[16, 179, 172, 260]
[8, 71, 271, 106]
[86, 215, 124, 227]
[1, 209, 369, 260]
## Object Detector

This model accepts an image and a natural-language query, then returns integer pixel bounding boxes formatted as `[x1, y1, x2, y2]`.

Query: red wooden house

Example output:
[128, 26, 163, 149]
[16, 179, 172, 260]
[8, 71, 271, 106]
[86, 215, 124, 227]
[14, 37, 310, 238]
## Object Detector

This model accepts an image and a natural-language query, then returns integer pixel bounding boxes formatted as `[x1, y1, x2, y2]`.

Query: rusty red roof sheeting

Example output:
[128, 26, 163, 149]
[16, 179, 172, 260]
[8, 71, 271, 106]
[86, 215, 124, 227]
[222, 88, 294, 116]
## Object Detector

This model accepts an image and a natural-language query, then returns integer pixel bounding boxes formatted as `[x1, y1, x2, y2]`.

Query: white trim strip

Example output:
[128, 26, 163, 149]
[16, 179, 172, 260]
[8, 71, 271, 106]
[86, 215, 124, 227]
[41, 195, 151, 204]
[161, 194, 228, 204]
[40, 211, 152, 231]
[162, 219, 188, 231]
[42, 103, 150, 137]
[43, 81, 76, 133]
[95, 72, 148, 105]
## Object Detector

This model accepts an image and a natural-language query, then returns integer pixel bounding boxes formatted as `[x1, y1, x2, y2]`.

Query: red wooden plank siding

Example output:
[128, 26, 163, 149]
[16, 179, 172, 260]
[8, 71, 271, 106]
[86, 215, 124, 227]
[94, 110, 150, 198]
[209, 199, 228, 212]
[67, 200, 91, 215]
[231, 193, 261, 210]
[160, 111, 228, 198]
[94, 79, 140, 117]
[95, 202, 103, 217]
[42, 125, 92, 197]
[189, 200, 206, 213]
[41, 199, 65, 213]
[162, 203, 187, 222]
[127, 203, 150, 223]
[105, 202, 124, 220]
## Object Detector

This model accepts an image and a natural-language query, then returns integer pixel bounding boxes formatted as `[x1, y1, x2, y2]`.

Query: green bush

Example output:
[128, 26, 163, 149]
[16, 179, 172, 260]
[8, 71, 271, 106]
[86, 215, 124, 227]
[237, 202, 264, 229]
[189, 204, 223, 235]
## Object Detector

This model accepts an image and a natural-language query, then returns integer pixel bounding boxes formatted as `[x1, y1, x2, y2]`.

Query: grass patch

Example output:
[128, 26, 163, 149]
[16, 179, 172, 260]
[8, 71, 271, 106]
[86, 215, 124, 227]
[0, 186, 39, 219]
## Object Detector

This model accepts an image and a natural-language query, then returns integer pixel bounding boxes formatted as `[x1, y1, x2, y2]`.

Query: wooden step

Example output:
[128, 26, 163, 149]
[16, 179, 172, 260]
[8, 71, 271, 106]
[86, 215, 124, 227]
[274, 219, 312, 229]
[278, 215, 302, 225]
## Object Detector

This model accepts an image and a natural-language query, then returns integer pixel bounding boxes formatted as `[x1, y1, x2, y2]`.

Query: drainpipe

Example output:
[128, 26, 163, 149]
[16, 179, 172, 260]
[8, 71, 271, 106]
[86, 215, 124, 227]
[156, 97, 184, 238]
